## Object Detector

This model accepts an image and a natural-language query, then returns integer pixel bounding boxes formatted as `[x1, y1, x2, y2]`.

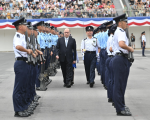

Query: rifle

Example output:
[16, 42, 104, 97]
[25, 31, 31, 64]
[125, 28, 134, 63]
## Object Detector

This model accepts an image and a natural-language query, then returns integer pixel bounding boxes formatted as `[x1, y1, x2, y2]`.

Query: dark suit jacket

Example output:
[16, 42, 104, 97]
[56, 36, 76, 63]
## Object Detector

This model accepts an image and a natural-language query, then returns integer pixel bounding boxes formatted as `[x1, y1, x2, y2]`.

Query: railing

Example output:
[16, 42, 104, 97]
[0, 8, 149, 19]
[0, 9, 117, 19]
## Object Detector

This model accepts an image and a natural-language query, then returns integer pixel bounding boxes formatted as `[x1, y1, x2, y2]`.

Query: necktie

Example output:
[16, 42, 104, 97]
[65, 38, 68, 47]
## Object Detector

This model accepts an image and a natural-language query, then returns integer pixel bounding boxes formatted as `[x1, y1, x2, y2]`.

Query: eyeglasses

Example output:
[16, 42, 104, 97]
[64, 32, 69, 33]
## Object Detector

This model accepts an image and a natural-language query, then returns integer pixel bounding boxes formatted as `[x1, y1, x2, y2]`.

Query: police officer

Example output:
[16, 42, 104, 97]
[35, 21, 47, 91]
[81, 26, 100, 88]
[59, 31, 64, 38]
[112, 14, 134, 116]
[106, 24, 117, 103]
[142, 31, 146, 57]
[12, 18, 36, 117]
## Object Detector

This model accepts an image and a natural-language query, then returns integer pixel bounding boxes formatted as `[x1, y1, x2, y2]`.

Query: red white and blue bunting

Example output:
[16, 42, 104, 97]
[0, 17, 150, 29]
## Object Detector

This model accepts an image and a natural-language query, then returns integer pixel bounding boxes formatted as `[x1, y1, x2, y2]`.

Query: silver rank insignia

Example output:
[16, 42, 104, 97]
[92, 39, 97, 47]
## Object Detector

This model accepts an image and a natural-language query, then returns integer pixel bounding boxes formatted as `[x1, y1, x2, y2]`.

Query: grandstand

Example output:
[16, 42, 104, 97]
[0, 0, 116, 19]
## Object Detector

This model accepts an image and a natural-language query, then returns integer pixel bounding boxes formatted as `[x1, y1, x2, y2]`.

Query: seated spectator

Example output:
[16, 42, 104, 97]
[97, 9, 102, 17]
[0, 11, 2, 19]
[9, 0, 13, 10]
[0, 5, 3, 11]
[60, 10, 64, 18]
[32, 10, 36, 19]
[14, 13, 19, 19]
[19, 10, 24, 19]
[110, 3, 115, 8]
[38, 7, 43, 13]
[35, 9, 41, 18]
[1, 10, 6, 19]
[69, 7, 74, 16]
[5, 0, 10, 8]
[32, 4, 37, 10]
[76, 9, 82, 18]
[111, 7, 116, 17]
[45, 9, 54, 18]
[146, 11, 150, 16]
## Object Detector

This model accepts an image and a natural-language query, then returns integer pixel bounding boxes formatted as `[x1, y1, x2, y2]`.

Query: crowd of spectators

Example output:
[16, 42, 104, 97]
[0, 0, 116, 19]
[127, 0, 150, 16]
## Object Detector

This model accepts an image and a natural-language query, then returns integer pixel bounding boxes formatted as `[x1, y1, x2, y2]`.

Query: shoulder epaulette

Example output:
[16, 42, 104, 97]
[17, 34, 20, 38]
[84, 38, 87, 40]
[119, 29, 124, 32]
[93, 37, 97, 39]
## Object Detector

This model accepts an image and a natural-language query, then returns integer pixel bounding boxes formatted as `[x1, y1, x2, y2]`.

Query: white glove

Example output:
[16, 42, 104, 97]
[96, 53, 99, 57]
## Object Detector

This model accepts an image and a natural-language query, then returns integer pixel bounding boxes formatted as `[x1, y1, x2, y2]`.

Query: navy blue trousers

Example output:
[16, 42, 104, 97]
[107, 57, 114, 99]
[36, 64, 41, 87]
[98, 53, 101, 74]
[31, 65, 37, 99]
[84, 52, 96, 83]
[105, 57, 112, 88]
[45, 48, 50, 70]
[13, 60, 29, 112]
[100, 49, 108, 84]
[112, 55, 131, 112]
[25, 65, 32, 106]
[142, 42, 146, 56]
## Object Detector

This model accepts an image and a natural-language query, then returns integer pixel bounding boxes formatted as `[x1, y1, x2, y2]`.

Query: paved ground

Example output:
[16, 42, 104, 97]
[0, 50, 150, 120]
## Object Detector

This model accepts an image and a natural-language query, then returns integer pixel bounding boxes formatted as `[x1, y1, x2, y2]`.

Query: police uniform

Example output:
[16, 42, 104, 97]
[112, 14, 132, 116]
[105, 24, 117, 103]
[81, 26, 100, 88]
[142, 31, 146, 56]
[99, 24, 107, 86]
[34, 21, 48, 91]
[12, 18, 33, 117]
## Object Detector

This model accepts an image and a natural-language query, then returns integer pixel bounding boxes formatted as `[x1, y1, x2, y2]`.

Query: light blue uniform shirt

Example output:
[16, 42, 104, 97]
[100, 31, 105, 49]
[43, 33, 48, 48]
[48, 33, 52, 48]
[37, 32, 45, 49]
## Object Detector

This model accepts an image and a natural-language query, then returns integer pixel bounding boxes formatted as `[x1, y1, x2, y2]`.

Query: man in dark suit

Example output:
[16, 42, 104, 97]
[56, 28, 76, 88]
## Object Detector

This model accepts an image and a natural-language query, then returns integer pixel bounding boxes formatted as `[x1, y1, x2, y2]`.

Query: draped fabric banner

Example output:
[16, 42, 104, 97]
[0, 17, 150, 29]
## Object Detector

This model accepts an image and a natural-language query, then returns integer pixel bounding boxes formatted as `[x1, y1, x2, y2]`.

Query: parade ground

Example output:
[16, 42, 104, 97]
[0, 50, 150, 120]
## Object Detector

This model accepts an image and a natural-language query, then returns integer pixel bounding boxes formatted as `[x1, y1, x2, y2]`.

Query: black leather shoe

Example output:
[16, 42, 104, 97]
[104, 85, 107, 90]
[71, 81, 74, 86]
[64, 84, 66, 87]
[66, 84, 71, 88]
[112, 102, 114, 106]
[14, 112, 29, 117]
[36, 87, 40, 91]
[125, 106, 130, 112]
[108, 98, 113, 103]
[87, 81, 90, 84]
[117, 110, 132, 116]
[90, 83, 94, 88]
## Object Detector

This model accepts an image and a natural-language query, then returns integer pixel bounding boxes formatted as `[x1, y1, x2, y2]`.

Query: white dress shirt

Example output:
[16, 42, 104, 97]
[142, 35, 146, 42]
[81, 37, 100, 52]
[107, 34, 115, 56]
[113, 27, 129, 54]
[65, 37, 69, 47]
[13, 32, 27, 58]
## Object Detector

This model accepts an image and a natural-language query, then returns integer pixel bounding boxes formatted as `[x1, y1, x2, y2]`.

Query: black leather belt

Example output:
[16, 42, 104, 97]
[86, 51, 96, 54]
[108, 55, 114, 57]
[116, 53, 128, 58]
[16, 57, 27, 61]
